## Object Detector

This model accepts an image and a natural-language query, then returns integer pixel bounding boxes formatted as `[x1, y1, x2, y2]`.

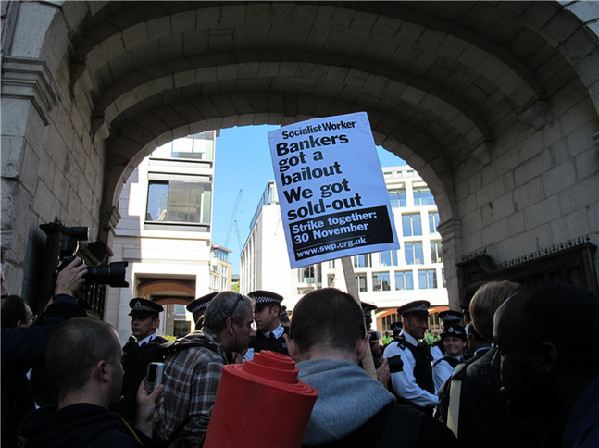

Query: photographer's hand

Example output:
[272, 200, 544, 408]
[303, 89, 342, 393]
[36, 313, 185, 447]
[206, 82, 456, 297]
[135, 380, 164, 437]
[55, 257, 87, 298]
[376, 357, 391, 389]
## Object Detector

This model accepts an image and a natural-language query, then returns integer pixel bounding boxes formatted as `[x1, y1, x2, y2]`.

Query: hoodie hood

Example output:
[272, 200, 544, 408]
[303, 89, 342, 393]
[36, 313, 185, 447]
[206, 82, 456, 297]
[297, 359, 395, 446]
[18, 403, 132, 448]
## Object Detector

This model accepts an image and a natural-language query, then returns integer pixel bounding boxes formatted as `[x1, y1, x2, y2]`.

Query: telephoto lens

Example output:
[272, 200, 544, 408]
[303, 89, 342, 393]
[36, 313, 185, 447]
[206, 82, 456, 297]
[84, 261, 129, 287]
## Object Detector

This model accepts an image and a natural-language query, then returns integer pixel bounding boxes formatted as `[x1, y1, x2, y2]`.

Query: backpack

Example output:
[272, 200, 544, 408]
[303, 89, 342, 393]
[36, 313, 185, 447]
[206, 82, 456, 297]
[378, 404, 424, 447]
[153, 338, 220, 362]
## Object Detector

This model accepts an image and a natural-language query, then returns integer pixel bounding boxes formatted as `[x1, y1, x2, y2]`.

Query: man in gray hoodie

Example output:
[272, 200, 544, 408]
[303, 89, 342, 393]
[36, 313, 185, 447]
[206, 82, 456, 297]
[284, 288, 459, 448]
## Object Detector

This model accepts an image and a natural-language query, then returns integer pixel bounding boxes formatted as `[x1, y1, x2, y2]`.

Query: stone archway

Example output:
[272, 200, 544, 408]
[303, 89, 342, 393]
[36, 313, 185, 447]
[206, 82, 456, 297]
[2, 1, 598, 306]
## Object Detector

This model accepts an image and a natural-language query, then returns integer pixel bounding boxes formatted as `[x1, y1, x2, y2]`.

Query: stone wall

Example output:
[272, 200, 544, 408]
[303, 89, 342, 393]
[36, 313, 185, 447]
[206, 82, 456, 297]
[2, 2, 106, 299]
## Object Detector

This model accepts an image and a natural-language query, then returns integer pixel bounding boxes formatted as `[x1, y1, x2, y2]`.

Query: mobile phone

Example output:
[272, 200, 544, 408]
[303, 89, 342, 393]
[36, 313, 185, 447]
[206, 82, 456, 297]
[145, 362, 166, 393]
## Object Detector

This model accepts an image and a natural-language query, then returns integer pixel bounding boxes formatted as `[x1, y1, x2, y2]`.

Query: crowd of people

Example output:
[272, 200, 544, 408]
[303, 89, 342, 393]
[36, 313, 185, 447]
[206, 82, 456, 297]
[2, 258, 598, 447]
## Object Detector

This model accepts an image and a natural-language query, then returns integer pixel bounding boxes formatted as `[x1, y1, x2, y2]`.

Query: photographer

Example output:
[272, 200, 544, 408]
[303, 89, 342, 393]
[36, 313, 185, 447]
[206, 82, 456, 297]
[1, 257, 87, 448]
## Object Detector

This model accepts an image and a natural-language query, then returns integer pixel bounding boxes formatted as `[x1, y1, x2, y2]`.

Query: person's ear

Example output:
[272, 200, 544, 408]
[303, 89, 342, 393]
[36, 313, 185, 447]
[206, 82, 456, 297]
[95, 360, 111, 382]
[283, 334, 298, 360]
[227, 316, 235, 335]
[356, 335, 370, 362]
[152, 318, 160, 330]
[536, 342, 558, 374]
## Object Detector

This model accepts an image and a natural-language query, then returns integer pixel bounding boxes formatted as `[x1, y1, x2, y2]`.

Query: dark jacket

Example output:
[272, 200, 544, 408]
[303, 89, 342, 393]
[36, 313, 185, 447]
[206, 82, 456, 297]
[1, 296, 85, 364]
[438, 347, 544, 448]
[2, 296, 85, 448]
[18, 403, 145, 448]
[114, 335, 169, 422]
[250, 326, 290, 355]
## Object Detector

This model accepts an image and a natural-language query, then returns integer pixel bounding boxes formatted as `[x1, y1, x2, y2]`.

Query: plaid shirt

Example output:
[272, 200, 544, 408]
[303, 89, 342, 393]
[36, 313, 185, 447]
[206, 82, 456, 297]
[155, 329, 228, 447]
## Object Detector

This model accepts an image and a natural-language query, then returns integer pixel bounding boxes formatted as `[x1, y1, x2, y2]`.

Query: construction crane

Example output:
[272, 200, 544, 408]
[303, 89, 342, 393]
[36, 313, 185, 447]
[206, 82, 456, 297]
[224, 189, 243, 251]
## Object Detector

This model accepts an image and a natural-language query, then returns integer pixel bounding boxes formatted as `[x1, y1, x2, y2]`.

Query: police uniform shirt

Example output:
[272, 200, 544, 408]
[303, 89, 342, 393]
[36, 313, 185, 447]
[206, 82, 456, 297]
[432, 355, 462, 392]
[243, 324, 287, 361]
[431, 343, 444, 364]
[136, 332, 159, 346]
[383, 330, 439, 408]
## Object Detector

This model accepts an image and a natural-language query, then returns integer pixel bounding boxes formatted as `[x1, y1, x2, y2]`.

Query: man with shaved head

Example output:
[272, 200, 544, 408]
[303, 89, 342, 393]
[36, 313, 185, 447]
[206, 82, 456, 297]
[17, 318, 162, 447]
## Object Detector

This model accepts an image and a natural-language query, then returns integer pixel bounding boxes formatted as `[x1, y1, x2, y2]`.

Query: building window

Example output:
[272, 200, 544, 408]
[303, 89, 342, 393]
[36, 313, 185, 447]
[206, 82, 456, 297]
[414, 186, 434, 206]
[429, 312, 443, 332]
[301, 266, 315, 283]
[328, 260, 335, 269]
[213, 249, 229, 262]
[327, 274, 335, 286]
[356, 273, 368, 292]
[152, 132, 214, 161]
[173, 320, 191, 338]
[146, 180, 211, 224]
[395, 271, 414, 290]
[388, 188, 406, 208]
[405, 242, 424, 265]
[431, 241, 443, 263]
[402, 213, 422, 237]
[353, 254, 371, 268]
[299, 265, 321, 283]
[418, 269, 438, 289]
[429, 212, 440, 233]
[380, 250, 398, 267]
[372, 272, 391, 292]
[173, 304, 186, 315]
[382, 313, 402, 332]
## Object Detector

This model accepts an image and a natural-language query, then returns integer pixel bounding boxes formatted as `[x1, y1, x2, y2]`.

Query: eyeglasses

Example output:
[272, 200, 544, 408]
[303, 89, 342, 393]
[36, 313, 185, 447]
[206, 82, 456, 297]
[228, 293, 244, 319]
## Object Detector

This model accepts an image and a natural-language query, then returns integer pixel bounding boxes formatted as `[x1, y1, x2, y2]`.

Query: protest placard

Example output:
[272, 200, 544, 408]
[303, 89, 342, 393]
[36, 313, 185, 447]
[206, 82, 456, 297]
[268, 112, 399, 268]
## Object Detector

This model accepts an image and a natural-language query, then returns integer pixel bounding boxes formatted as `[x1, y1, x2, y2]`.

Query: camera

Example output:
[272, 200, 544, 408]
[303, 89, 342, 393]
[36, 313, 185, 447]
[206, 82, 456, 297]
[57, 226, 129, 288]
[368, 330, 381, 342]
[145, 362, 166, 393]
[387, 355, 404, 373]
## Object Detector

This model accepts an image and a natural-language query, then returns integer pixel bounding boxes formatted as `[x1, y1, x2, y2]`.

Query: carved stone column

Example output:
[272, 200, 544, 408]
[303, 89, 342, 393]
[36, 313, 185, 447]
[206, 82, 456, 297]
[437, 217, 462, 309]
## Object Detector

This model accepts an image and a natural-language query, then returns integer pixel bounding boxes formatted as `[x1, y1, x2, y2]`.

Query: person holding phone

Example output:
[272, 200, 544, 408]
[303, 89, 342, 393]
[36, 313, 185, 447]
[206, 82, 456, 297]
[17, 318, 163, 447]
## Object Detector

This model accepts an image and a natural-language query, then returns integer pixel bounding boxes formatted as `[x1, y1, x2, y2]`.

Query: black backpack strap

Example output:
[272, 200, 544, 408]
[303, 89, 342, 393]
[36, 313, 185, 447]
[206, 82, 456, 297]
[378, 405, 424, 448]
[433, 356, 461, 368]
[158, 339, 219, 357]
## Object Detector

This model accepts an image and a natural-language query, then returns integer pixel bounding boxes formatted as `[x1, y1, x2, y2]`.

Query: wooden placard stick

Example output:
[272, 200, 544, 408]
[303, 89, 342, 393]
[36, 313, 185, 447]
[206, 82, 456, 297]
[341, 255, 377, 380]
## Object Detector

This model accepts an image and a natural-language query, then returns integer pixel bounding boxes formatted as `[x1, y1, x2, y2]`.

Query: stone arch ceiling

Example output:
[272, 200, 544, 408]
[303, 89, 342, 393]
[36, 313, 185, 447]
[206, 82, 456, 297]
[54, 1, 598, 233]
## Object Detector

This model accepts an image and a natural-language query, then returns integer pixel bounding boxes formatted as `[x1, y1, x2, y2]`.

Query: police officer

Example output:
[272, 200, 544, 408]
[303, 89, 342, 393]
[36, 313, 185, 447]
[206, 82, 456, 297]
[115, 298, 167, 421]
[186, 291, 218, 328]
[244, 290, 288, 360]
[432, 324, 467, 392]
[431, 309, 463, 363]
[383, 300, 438, 414]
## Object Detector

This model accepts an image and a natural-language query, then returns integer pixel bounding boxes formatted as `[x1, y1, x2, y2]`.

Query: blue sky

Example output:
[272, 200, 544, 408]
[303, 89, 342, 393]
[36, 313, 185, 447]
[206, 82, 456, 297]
[212, 124, 407, 275]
